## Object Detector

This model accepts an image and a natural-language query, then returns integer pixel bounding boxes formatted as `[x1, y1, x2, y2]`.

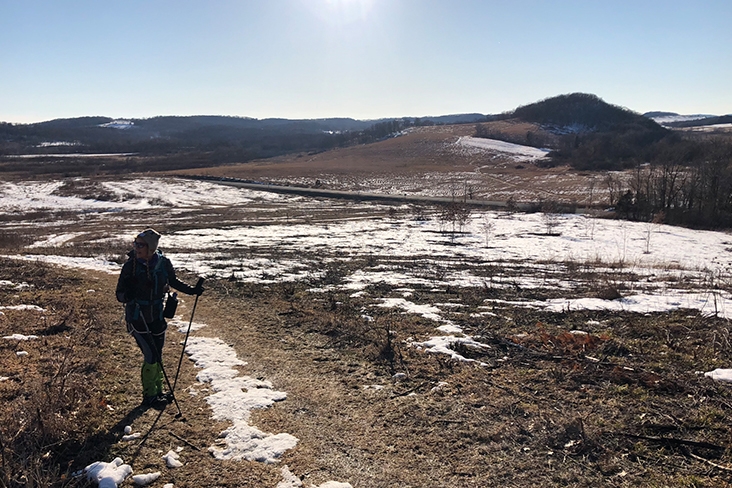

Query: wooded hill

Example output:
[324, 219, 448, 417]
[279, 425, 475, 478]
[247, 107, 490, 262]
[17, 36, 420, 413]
[501, 93, 672, 170]
[0, 114, 485, 161]
[480, 93, 732, 228]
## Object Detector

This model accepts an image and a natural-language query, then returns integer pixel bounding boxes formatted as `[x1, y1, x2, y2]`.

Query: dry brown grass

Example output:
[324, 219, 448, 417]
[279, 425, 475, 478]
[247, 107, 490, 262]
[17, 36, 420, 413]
[4, 251, 732, 487]
[170, 124, 607, 206]
[0, 259, 116, 486]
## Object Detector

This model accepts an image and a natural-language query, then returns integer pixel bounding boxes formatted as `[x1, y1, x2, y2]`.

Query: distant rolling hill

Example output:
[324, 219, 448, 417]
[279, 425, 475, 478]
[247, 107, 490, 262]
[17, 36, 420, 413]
[0, 113, 487, 161]
[474, 93, 671, 170]
[2, 93, 728, 177]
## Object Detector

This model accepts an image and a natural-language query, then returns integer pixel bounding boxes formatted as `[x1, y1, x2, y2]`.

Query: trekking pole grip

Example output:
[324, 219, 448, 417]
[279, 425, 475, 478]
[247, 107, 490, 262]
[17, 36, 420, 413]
[193, 277, 205, 295]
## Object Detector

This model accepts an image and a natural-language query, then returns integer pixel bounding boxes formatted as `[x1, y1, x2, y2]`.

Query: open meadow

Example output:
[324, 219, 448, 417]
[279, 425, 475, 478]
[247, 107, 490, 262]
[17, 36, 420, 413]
[3, 130, 732, 487]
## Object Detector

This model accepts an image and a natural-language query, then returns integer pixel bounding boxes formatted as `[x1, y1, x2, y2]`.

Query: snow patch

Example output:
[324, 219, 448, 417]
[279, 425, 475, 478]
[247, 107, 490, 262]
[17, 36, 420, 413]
[131, 471, 160, 486]
[3, 333, 39, 340]
[162, 450, 183, 468]
[84, 458, 133, 488]
[0, 305, 44, 312]
[185, 336, 298, 463]
[277, 466, 354, 488]
[705, 369, 732, 383]
[456, 136, 550, 160]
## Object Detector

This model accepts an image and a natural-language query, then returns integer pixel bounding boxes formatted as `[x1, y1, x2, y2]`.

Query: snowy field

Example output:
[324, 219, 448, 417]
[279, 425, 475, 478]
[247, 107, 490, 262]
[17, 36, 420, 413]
[2, 176, 732, 318]
[3, 175, 732, 486]
[4, 176, 732, 370]
[456, 136, 550, 161]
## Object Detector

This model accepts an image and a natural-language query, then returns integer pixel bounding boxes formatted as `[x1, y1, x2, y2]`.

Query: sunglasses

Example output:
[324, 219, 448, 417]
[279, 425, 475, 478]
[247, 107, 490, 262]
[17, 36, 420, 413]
[133, 241, 148, 249]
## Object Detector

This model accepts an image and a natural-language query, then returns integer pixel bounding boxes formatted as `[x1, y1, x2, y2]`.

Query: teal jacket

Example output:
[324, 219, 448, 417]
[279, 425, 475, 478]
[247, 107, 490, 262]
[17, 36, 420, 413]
[116, 250, 198, 331]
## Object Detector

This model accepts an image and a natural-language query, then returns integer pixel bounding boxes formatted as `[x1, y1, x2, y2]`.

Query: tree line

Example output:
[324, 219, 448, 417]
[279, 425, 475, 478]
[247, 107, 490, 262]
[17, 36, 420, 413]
[606, 137, 732, 228]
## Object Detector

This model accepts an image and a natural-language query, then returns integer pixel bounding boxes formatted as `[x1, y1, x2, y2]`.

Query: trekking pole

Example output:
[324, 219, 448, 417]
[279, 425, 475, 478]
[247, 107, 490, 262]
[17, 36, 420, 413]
[172, 277, 205, 394]
[138, 311, 184, 419]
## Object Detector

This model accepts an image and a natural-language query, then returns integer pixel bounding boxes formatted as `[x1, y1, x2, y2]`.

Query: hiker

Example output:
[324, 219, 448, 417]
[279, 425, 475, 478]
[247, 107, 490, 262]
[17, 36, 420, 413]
[116, 228, 204, 406]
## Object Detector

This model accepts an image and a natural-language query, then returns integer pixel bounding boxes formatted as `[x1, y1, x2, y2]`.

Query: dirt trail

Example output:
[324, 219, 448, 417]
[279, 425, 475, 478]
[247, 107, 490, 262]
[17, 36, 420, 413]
[161, 281, 507, 487]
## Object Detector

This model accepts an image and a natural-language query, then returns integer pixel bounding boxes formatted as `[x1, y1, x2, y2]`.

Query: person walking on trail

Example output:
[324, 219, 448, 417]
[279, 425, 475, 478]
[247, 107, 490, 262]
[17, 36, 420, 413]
[116, 228, 204, 406]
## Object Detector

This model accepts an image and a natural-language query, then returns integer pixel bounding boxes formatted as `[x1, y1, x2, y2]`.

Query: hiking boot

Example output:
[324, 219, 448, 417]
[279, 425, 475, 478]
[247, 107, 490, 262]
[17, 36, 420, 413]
[142, 393, 169, 407]
[142, 394, 160, 406]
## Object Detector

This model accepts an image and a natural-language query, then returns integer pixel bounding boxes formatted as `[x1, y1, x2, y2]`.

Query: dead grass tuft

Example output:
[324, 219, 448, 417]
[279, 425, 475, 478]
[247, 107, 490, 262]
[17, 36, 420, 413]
[0, 259, 115, 487]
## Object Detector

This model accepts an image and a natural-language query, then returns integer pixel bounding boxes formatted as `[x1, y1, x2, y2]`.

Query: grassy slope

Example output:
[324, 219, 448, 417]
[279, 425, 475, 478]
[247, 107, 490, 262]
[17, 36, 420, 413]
[171, 124, 603, 207]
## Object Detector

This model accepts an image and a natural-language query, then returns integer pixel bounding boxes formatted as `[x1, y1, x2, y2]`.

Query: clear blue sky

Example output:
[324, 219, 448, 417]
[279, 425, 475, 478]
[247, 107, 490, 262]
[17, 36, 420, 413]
[1, 0, 730, 123]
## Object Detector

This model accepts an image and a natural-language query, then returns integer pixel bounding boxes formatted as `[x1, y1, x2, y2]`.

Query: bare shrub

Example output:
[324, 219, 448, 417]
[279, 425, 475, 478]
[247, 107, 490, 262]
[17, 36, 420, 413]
[594, 279, 623, 300]
[437, 202, 472, 240]
[540, 200, 562, 236]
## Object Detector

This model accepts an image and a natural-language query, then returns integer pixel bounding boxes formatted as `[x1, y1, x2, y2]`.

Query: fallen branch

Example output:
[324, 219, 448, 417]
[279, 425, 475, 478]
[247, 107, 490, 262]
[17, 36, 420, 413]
[687, 450, 732, 472]
[169, 431, 202, 451]
[619, 432, 724, 451]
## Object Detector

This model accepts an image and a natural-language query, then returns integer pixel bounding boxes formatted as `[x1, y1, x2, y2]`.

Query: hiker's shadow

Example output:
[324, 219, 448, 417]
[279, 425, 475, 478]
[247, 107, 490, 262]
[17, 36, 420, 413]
[67, 403, 171, 475]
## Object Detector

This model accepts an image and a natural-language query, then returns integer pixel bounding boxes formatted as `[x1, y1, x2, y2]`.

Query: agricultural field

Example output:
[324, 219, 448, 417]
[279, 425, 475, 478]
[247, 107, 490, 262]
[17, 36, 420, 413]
[2, 131, 732, 487]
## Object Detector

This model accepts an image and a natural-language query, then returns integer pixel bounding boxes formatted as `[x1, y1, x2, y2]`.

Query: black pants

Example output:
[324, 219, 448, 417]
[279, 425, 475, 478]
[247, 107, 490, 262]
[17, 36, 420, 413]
[130, 319, 166, 364]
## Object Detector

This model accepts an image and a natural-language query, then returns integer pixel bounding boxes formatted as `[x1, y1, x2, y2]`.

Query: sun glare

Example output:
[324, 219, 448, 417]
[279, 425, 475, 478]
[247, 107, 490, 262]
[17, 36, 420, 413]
[311, 0, 377, 26]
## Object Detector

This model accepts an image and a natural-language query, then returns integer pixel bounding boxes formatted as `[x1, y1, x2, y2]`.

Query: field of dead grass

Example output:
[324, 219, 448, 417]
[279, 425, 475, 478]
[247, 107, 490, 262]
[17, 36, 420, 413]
[4, 248, 732, 487]
[172, 124, 608, 206]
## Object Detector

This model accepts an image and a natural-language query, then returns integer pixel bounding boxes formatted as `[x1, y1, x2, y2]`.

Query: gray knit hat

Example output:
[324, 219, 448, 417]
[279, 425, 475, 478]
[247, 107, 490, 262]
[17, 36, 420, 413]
[137, 228, 161, 252]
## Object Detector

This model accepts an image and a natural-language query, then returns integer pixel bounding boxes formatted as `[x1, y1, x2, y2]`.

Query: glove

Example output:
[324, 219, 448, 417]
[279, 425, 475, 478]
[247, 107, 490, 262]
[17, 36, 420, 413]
[192, 277, 205, 296]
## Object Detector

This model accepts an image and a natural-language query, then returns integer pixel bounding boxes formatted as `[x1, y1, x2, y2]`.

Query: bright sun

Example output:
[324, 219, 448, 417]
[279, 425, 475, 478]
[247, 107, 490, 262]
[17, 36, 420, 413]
[318, 0, 377, 25]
